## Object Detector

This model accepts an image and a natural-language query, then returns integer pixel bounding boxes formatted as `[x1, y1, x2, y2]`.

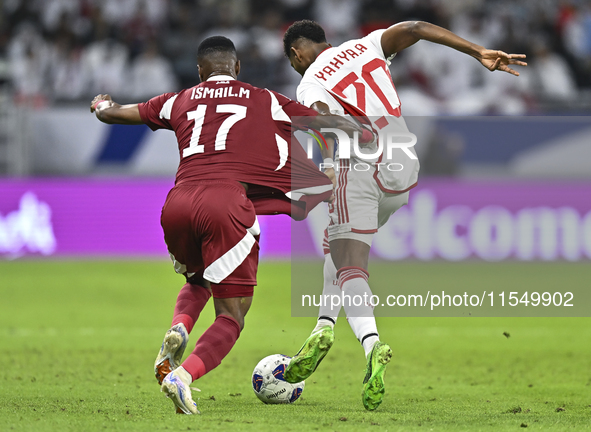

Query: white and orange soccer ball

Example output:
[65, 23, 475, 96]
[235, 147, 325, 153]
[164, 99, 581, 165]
[252, 354, 305, 404]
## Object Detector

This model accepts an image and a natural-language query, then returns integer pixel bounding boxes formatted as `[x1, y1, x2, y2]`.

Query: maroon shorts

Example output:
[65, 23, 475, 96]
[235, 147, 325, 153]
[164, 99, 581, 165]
[161, 180, 259, 298]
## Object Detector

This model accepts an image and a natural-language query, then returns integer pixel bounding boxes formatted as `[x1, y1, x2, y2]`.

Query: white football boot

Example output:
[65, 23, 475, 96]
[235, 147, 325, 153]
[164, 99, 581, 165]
[154, 323, 189, 385]
[161, 368, 199, 415]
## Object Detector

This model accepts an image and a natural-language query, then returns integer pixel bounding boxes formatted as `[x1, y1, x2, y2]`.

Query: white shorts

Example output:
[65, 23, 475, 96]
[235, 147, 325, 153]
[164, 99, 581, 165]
[326, 159, 410, 247]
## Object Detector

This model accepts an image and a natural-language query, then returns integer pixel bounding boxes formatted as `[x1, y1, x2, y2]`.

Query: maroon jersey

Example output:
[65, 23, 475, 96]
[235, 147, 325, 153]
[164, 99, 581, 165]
[138, 76, 331, 219]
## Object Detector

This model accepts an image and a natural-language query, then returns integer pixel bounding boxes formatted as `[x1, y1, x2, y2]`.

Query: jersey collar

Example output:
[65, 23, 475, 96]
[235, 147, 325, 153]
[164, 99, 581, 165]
[206, 75, 236, 82]
[317, 46, 332, 57]
[309, 46, 333, 68]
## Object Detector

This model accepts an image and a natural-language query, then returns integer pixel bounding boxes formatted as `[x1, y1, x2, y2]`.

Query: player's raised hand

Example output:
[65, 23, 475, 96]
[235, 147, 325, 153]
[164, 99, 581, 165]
[90, 94, 113, 112]
[478, 50, 527, 76]
[89, 95, 142, 125]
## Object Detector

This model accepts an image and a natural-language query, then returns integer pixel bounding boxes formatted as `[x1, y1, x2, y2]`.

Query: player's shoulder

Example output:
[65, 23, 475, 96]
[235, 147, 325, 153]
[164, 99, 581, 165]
[267, 88, 293, 102]
[296, 74, 318, 103]
[158, 87, 189, 112]
[340, 29, 386, 55]
[236, 80, 279, 100]
[241, 83, 294, 104]
[156, 86, 192, 104]
[142, 90, 182, 122]
[235, 80, 264, 92]
[300, 60, 324, 87]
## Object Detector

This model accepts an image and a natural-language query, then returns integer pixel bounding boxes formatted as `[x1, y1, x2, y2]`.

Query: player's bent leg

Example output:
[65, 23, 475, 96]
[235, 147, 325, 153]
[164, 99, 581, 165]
[211, 290, 253, 331]
[181, 289, 252, 382]
[155, 281, 212, 385]
[330, 237, 392, 409]
[329, 238, 370, 271]
[331, 238, 380, 355]
[286, 252, 337, 384]
[314, 252, 340, 331]
[336, 265, 381, 357]
[161, 286, 252, 414]
[362, 341, 392, 411]
[159, 182, 258, 413]
[171, 279, 212, 333]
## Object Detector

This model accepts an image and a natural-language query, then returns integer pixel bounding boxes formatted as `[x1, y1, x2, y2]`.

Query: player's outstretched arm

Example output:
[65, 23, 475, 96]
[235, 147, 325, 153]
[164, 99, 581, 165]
[381, 21, 527, 76]
[308, 101, 374, 143]
[90, 94, 144, 125]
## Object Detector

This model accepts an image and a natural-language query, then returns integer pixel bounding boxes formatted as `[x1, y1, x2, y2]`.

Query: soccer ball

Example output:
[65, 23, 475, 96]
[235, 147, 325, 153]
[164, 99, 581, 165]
[252, 354, 305, 404]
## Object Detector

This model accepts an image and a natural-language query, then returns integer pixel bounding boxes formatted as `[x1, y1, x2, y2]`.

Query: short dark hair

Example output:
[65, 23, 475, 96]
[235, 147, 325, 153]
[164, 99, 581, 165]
[197, 36, 236, 60]
[283, 20, 326, 58]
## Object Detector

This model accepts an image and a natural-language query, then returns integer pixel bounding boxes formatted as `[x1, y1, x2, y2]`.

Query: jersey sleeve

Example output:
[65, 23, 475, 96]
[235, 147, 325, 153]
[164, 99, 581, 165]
[137, 92, 178, 131]
[364, 29, 396, 62]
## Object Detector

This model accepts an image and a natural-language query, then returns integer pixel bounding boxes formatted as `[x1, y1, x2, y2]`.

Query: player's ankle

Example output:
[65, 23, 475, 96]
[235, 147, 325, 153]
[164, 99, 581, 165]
[175, 366, 193, 386]
[314, 317, 336, 333]
[362, 335, 380, 358]
[172, 322, 188, 334]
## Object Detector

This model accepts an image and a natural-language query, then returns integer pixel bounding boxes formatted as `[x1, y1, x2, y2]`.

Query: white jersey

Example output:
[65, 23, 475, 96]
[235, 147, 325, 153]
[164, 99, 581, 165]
[297, 30, 419, 193]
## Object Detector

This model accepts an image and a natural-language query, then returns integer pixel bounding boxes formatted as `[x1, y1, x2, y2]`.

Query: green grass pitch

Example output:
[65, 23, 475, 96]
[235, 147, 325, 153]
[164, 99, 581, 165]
[1, 260, 590, 431]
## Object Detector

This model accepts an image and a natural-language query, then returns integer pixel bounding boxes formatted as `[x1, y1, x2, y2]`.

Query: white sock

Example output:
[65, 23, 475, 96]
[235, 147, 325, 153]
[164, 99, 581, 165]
[313, 253, 339, 333]
[175, 366, 193, 385]
[313, 317, 336, 333]
[338, 267, 380, 358]
[361, 333, 380, 357]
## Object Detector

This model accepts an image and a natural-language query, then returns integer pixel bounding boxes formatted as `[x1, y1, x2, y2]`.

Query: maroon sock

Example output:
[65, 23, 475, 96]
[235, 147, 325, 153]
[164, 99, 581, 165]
[181, 314, 241, 381]
[171, 283, 211, 333]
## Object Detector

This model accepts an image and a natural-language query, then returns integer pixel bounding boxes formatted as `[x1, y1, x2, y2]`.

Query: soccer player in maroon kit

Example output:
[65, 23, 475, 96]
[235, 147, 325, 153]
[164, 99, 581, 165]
[90, 36, 372, 414]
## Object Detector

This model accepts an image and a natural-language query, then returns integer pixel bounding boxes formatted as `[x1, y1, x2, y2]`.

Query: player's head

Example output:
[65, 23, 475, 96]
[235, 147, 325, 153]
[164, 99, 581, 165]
[197, 36, 240, 81]
[283, 20, 330, 76]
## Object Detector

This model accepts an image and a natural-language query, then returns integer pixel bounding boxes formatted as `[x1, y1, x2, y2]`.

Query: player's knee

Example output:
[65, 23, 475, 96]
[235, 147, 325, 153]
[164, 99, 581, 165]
[329, 239, 370, 269]
[221, 307, 244, 327]
[214, 297, 250, 331]
[214, 308, 244, 330]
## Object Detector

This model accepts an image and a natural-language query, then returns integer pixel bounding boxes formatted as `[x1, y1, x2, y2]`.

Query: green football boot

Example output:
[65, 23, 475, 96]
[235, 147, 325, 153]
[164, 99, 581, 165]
[284, 326, 334, 383]
[362, 341, 392, 411]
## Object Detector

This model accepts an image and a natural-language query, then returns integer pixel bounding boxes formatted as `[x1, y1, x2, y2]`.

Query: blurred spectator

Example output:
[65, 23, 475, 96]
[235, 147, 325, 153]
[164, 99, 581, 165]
[312, 0, 360, 43]
[128, 40, 178, 99]
[161, 0, 203, 89]
[278, 0, 312, 23]
[561, 2, 591, 87]
[4, 0, 41, 34]
[251, 9, 284, 62]
[530, 39, 577, 100]
[39, 0, 81, 34]
[200, 1, 251, 52]
[1, 0, 590, 112]
[562, 3, 591, 59]
[244, 9, 285, 88]
[122, 0, 163, 57]
[98, 0, 167, 28]
[8, 23, 50, 106]
[49, 33, 87, 100]
[82, 31, 129, 97]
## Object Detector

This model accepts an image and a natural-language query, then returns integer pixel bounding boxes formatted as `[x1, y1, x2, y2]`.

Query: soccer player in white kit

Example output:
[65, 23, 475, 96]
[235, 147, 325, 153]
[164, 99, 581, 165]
[282, 20, 526, 410]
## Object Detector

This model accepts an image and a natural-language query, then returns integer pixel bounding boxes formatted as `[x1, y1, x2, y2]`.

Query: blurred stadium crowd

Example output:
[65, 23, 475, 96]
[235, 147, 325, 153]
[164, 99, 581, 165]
[1, 0, 591, 114]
